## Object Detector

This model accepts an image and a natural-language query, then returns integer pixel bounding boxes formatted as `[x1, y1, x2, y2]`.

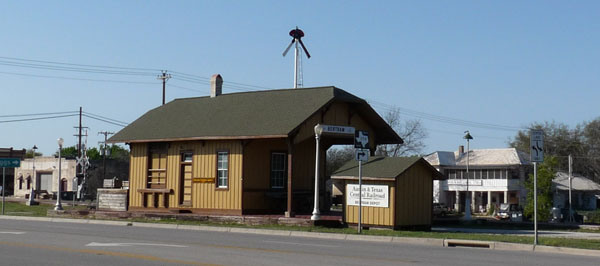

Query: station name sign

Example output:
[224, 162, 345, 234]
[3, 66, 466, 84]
[346, 184, 389, 208]
[320, 125, 355, 135]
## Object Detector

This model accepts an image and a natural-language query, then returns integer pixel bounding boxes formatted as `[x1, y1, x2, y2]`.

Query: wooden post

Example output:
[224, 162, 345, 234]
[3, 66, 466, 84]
[286, 139, 294, 217]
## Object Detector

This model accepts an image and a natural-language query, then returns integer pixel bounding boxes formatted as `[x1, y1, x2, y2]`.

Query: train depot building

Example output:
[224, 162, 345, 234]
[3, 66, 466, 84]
[109, 77, 403, 217]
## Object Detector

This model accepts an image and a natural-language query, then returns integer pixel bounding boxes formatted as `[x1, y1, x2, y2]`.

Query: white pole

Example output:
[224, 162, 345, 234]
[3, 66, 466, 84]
[29, 151, 36, 205]
[311, 129, 321, 221]
[55, 142, 64, 211]
[534, 162, 538, 245]
[1, 167, 5, 215]
[358, 160, 362, 233]
[568, 155, 573, 223]
[293, 39, 298, 89]
[465, 139, 471, 220]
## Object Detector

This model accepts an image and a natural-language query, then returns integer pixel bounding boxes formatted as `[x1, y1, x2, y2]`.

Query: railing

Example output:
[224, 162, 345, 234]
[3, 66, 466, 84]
[442, 179, 522, 190]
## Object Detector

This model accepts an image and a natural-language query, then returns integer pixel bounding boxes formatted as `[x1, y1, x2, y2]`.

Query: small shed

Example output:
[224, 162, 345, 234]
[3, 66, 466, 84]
[331, 156, 444, 230]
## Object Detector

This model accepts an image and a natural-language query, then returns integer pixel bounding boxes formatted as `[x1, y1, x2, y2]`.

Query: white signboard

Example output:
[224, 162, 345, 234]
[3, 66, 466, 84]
[321, 125, 355, 135]
[355, 149, 369, 162]
[530, 130, 544, 162]
[346, 184, 389, 208]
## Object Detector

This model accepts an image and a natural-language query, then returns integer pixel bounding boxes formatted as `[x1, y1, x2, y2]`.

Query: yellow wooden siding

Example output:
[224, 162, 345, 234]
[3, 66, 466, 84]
[294, 102, 377, 146]
[395, 163, 433, 226]
[344, 180, 395, 226]
[129, 143, 147, 208]
[241, 139, 286, 210]
[129, 140, 242, 210]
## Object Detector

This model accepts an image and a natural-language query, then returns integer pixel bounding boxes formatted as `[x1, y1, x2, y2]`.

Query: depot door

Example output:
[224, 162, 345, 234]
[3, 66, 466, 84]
[179, 152, 193, 206]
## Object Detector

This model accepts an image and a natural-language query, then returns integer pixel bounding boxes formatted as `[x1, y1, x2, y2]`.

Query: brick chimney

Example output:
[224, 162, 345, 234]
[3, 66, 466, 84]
[210, 74, 223, 98]
[458, 145, 464, 155]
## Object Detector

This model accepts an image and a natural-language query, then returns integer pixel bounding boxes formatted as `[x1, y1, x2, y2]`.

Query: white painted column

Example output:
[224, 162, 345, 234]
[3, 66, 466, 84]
[504, 191, 508, 204]
[471, 191, 476, 213]
[455, 191, 460, 211]
[487, 191, 492, 211]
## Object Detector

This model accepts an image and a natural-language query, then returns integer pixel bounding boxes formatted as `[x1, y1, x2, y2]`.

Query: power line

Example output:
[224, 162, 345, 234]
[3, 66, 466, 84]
[0, 56, 162, 72]
[0, 70, 158, 84]
[0, 114, 78, 123]
[82, 114, 127, 127]
[0, 60, 156, 76]
[82, 112, 129, 125]
[170, 71, 273, 90]
[0, 111, 78, 118]
[368, 100, 526, 132]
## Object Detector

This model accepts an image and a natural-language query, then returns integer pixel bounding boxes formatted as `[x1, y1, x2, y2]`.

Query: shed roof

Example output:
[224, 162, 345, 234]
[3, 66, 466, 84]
[553, 172, 600, 191]
[331, 156, 444, 180]
[109, 86, 402, 144]
[424, 148, 529, 167]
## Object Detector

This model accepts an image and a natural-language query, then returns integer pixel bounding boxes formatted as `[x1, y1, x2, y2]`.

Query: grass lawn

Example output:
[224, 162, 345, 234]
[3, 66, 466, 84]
[2, 201, 599, 251]
[1, 201, 86, 217]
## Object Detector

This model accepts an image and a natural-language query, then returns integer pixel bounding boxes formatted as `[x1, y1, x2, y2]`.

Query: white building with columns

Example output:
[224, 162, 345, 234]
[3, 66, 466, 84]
[425, 147, 531, 213]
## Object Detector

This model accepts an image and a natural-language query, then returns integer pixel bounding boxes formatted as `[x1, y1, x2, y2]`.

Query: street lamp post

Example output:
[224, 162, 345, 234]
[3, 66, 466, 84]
[54, 138, 64, 211]
[464, 131, 473, 221]
[28, 145, 38, 205]
[311, 124, 323, 221]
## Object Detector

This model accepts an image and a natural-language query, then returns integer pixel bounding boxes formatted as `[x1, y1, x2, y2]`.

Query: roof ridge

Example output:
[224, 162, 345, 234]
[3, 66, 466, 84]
[171, 86, 338, 102]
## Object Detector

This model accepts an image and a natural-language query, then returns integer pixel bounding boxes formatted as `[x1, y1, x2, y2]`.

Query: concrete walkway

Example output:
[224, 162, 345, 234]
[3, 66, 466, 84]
[433, 227, 600, 239]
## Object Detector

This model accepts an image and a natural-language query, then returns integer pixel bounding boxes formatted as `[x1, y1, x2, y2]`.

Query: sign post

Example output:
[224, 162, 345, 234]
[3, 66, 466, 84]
[1, 158, 21, 215]
[354, 130, 369, 233]
[530, 129, 544, 246]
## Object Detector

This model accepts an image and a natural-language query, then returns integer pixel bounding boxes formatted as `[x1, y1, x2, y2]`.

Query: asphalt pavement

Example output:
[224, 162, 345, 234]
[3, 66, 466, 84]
[0, 218, 599, 266]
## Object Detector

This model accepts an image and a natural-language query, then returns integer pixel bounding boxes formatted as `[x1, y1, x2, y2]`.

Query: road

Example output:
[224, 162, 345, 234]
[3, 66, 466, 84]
[0, 219, 598, 266]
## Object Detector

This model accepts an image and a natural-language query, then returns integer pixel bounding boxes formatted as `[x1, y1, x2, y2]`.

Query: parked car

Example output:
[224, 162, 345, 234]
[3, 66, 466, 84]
[497, 203, 523, 221]
[433, 203, 448, 216]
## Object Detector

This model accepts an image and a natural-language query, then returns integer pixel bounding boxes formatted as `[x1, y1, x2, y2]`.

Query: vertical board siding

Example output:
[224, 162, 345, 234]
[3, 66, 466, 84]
[294, 102, 377, 146]
[129, 143, 147, 207]
[395, 163, 434, 227]
[129, 140, 242, 211]
[344, 180, 395, 226]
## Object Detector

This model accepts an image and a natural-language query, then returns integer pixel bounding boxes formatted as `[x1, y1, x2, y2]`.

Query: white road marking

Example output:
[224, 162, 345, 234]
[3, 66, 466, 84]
[86, 242, 187, 248]
[263, 240, 338, 248]
[0, 231, 26, 235]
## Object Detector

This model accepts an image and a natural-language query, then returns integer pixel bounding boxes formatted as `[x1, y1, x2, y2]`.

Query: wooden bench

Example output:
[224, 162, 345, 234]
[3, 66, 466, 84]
[138, 188, 172, 208]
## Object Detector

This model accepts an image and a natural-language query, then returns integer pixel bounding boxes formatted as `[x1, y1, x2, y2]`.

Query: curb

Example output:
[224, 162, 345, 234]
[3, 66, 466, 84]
[2, 215, 600, 257]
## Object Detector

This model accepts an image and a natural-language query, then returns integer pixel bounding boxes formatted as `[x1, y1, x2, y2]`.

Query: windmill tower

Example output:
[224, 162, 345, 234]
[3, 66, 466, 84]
[282, 27, 311, 88]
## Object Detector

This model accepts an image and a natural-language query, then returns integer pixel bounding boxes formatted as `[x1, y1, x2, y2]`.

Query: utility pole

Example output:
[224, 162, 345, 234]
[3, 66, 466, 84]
[73, 107, 88, 200]
[157, 71, 172, 105]
[98, 131, 114, 180]
[568, 155, 573, 223]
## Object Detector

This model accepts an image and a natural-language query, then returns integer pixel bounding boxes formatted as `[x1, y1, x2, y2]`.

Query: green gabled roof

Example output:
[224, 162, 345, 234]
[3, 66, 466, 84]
[332, 156, 444, 180]
[109, 86, 402, 144]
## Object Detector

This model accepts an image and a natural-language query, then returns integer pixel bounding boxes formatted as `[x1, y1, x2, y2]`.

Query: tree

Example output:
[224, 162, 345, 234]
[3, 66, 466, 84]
[523, 156, 557, 222]
[86, 147, 101, 160]
[326, 146, 354, 176]
[376, 107, 427, 157]
[24, 149, 42, 158]
[54, 145, 78, 158]
[509, 118, 600, 184]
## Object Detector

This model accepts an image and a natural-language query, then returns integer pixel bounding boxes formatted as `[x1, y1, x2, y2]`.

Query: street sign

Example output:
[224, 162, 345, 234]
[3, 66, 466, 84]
[0, 158, 20, 168]
[320, 125, 355, 135]
[530, 130, 544, 162]
[355, 149, 369, 162]
[354, 130, 370, 149]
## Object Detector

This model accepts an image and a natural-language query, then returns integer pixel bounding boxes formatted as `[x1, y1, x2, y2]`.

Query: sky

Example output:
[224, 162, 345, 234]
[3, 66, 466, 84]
[0, 1, 598, 156]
